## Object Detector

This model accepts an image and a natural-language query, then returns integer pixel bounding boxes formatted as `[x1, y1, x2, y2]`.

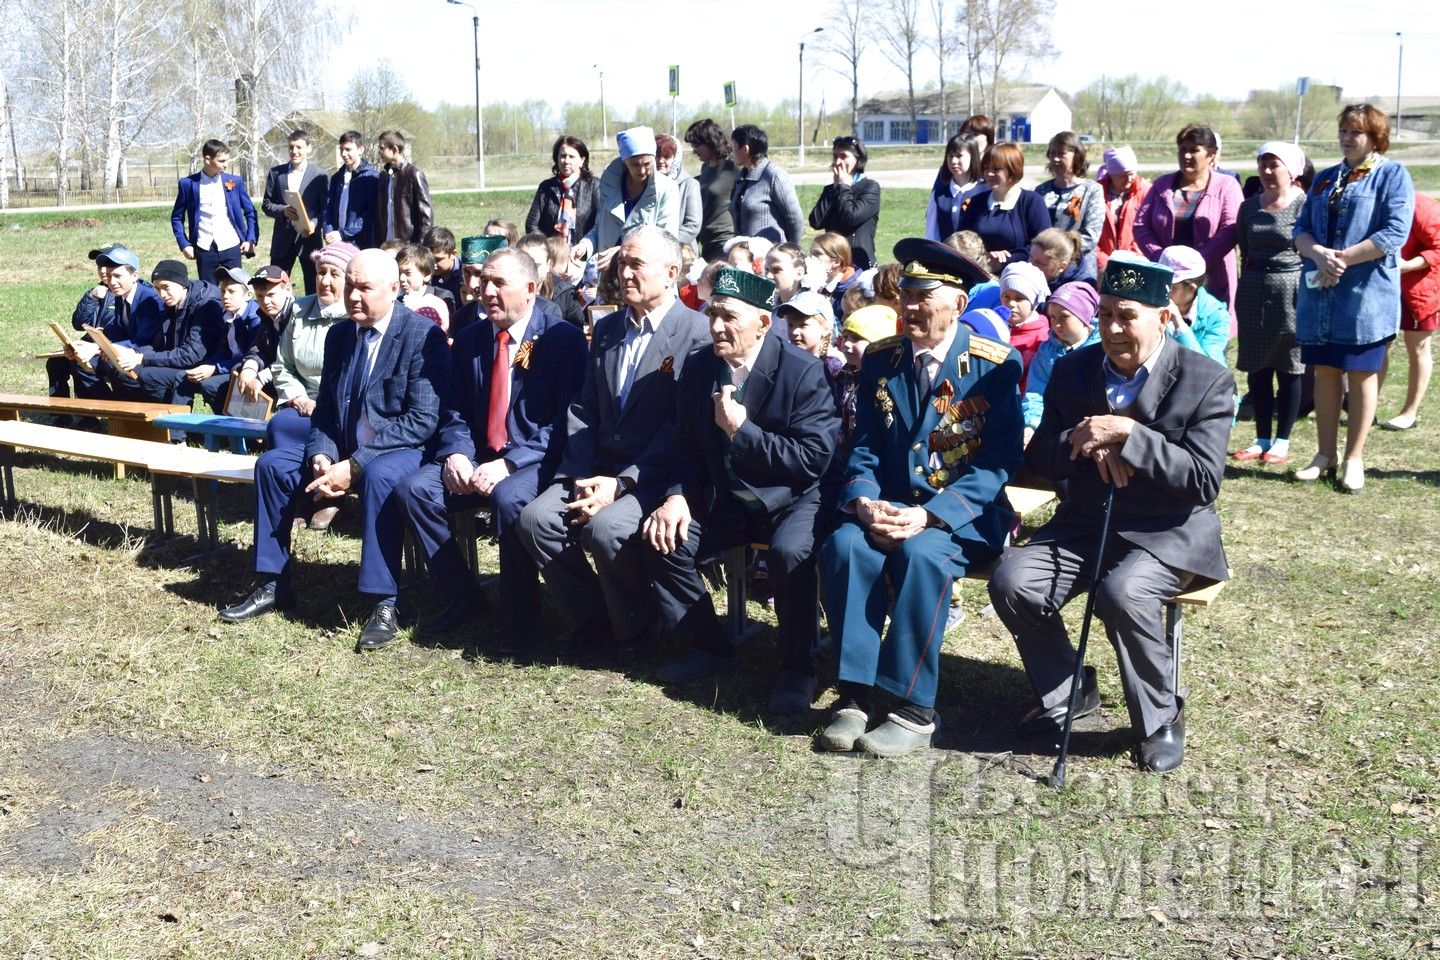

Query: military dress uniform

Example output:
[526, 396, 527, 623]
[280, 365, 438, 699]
[821, 322, 1023, 713]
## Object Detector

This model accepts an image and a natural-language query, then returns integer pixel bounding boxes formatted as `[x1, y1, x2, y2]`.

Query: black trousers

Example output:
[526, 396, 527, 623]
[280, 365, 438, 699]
[647, 490, 821, 673]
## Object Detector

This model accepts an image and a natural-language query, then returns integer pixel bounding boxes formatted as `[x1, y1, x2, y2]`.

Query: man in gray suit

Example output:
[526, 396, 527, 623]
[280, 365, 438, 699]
[517, 226, 710, 657]
[262, 129, 329, 296]
[988, 258, 1234, 774]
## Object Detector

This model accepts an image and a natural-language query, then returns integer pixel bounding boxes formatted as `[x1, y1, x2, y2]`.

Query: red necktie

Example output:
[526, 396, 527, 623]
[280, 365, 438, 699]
[486, 328, 511, 452]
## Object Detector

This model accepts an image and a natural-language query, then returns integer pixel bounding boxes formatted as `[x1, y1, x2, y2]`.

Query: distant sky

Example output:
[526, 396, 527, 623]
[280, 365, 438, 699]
[322, 1, 1439, 127]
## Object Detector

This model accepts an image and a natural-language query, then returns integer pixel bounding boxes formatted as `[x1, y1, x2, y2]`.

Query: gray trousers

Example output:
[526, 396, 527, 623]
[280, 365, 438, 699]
[987, 535, 1191, 738]
[515, 480, 653, 640]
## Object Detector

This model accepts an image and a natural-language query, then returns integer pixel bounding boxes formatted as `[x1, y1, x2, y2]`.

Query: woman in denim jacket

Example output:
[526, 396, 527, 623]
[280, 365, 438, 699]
[1293, 104, 1415, 493]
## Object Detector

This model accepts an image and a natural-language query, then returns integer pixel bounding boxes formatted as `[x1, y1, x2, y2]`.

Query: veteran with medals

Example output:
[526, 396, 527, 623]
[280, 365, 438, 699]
[818, 239, 1024, 758]
[987, 258, 1234, 774]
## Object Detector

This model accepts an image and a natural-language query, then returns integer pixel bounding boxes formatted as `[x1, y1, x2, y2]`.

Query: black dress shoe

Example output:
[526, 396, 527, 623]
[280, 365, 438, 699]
[553, 617, 616, 659]
[1017, 666, 1100, 738]
[656, 647, 734, 684]
[218, 582, 293, 623]
[611, 622, 659, 663]
[1138, 698, 1186, 773]
[420, 595, 485, 637]
[356, 603, 401, 651]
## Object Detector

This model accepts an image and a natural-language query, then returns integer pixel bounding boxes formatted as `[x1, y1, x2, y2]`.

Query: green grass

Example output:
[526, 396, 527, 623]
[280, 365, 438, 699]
[1, 190, 1438, 958]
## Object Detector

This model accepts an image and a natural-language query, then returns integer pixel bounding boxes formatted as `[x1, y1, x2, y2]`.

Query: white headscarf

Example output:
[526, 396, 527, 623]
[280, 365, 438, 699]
[1256, 141, 1307, 179]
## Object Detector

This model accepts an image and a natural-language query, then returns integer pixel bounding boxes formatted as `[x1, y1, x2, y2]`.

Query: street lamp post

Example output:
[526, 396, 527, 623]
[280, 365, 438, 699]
[797, 27, 823, 167]
[1396, 32, 1404, 139]
[447, 0, 484, 189]
[594, 65, 607, 147]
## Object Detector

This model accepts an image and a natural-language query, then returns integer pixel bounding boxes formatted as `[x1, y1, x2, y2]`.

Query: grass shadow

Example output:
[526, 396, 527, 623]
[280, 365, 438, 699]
[162, 555, 385, 633]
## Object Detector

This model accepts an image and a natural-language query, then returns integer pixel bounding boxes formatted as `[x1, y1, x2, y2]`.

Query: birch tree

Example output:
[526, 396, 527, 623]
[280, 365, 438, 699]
[819, 0, 864, 135]
[876, 0, 923, 142]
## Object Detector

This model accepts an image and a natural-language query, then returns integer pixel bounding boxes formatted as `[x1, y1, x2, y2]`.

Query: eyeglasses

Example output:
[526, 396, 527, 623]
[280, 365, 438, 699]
[833, 136, 859, 148]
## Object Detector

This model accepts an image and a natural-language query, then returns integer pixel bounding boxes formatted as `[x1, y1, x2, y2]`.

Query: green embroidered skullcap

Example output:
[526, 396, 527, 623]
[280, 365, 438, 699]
[460, 235, 507, 265]
[710, 267, 776, 310]
[1100, 255, 1174, 308]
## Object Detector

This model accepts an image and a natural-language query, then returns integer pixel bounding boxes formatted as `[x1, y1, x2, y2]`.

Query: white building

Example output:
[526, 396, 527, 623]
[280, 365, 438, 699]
[855, 85, 1073, 145]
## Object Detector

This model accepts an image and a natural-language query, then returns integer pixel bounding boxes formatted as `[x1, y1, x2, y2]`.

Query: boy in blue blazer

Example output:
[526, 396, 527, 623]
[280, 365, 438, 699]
[170, 139, 258, 286]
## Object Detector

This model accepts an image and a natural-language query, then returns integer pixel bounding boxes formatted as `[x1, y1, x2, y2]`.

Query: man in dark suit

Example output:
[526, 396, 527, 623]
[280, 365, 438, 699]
[374, 130, 433, 245]
[321, 130, 380, 250]
[261, 129, 329, 296]
[397, 249, 587, 649]
[643, 268, 838, 710]
[219, 249, 451, 651]
[988, 258, 1234, 774]
[819, 239, 1024, 759]
[516, 225, 711, 656]
[170, 139, 258, 285]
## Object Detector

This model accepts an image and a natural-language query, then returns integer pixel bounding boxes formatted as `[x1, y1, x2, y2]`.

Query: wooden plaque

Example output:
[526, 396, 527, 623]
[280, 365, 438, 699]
[223, 373, 274, 421]
[284, 189, 314, 237]
[80, 324, 138, 380]
[220, 374, 273, 423]
[47, 321, 93, 373]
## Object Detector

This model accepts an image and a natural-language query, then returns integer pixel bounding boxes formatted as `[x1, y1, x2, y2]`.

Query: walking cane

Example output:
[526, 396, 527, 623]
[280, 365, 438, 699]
[1046, 481, 1116, 789]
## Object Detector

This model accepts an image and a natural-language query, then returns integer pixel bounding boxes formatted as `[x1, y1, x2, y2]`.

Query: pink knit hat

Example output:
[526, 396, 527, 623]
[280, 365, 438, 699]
[312, 241, 361, 272]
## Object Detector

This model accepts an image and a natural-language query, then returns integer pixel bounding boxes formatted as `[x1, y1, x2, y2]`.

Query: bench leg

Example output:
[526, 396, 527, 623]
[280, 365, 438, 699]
[449, 510, 478, 573]
[150, 476, 178, 538]
[1165, 601, 1183, 694]
[725, 545, 748, 647]
[0, 444, 15, 514]
[190, 477, 215, 553]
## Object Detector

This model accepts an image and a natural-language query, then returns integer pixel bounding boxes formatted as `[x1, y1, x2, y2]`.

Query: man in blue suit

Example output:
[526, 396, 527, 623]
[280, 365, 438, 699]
[321, 130, 379, 251]
[262, 129, 329, 295]
[397, 248, 587, 650]
[643, 268, 838, 711]
[219, 249, 451, 651]
[170, 139, 259, 286]
[818, 239, 1024, 758]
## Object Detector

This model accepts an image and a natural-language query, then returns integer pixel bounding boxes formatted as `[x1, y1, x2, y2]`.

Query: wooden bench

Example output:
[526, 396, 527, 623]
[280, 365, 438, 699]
[0, 420, 256, 553]
[152, 412, 269, 454]
[0, 394, 191, 478]
[723, 484, 1059, 645]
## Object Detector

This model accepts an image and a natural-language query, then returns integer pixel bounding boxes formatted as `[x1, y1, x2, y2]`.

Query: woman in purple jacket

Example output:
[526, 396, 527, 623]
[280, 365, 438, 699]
[1133, 124, 1244, 321]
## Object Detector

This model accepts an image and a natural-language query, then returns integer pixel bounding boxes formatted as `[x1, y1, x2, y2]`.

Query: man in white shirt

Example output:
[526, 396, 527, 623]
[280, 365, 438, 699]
[517, 226, 710, 660]
[262, 129, 329, 295]
[170, 138, 258, 289]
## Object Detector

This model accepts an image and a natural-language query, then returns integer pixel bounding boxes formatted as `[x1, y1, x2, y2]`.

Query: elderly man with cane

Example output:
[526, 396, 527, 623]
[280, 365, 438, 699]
[988, 258, 1234, 775]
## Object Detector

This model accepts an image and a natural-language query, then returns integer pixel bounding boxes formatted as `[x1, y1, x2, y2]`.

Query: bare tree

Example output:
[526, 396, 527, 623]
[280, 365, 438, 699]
[1072, 74, 1190, 142]
[23, 0, 79, 204]
[0, 64, 12, 207]
[190, 0, 343, 187]
[975, 0, 1052, 122]
[89, 0, 182, 191]
[957, 0, 983, 118]
[346, 60, 412, 140]
[819, 0, 864, 135]
[928, 0, 962, 140]
[876, 0, 923, 142]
